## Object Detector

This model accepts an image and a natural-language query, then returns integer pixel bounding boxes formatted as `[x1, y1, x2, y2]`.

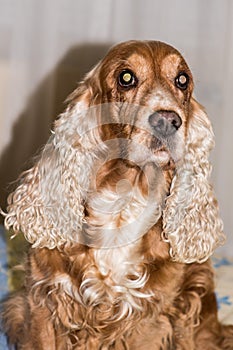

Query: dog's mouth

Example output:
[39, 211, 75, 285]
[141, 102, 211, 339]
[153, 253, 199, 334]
[99, 123, 176, 170]
[150, 137, 175, 170]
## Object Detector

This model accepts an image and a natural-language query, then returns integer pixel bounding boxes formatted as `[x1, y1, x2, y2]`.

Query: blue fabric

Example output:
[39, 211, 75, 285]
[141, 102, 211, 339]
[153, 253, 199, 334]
[212, 255, 233, 323]
[0, 226, 8, 349]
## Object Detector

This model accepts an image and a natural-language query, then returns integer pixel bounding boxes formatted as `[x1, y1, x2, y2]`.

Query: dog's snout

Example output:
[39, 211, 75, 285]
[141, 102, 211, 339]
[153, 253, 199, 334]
[148, 111, 182, 137]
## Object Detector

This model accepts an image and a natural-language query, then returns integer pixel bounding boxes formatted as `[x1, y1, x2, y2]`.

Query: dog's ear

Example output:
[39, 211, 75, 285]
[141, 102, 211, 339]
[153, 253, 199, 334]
[162, 99, 225, 263]
[4, 64, 103, 249]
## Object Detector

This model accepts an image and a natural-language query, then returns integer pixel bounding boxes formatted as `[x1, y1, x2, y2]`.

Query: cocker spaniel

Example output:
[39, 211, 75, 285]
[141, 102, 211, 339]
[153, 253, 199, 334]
[2, 40, 233, 349]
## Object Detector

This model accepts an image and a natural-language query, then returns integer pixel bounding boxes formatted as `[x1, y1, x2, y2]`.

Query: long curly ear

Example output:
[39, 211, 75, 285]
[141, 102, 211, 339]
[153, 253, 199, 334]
[4, 64, 102, 249]
[162, 99, 225, 263]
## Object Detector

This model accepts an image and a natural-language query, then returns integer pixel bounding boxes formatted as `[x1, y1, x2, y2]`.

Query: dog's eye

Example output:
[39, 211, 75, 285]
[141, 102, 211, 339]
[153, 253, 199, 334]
[118, 70, 137, 88]
[175, 72, 189, 90]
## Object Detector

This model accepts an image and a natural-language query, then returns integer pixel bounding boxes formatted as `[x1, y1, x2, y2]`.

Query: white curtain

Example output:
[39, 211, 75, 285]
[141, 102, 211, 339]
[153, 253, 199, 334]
[0, 0, 232, 255]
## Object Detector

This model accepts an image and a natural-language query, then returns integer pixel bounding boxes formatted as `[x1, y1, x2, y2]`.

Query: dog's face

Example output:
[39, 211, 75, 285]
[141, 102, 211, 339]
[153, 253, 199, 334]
[97, 41, 194, 169]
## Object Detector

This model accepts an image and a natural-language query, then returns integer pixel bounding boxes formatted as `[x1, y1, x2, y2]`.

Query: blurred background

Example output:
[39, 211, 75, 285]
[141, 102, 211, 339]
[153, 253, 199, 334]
[0, 0, 232, 256]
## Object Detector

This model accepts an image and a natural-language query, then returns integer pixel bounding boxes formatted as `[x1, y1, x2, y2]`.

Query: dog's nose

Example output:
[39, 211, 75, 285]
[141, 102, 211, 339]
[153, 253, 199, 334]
[148, 111, 182, 137]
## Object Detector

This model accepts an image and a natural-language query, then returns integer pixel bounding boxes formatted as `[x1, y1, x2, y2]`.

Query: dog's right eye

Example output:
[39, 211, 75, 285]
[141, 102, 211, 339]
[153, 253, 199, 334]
[118, 70, 138, 89]
[175, 72, 189, 90]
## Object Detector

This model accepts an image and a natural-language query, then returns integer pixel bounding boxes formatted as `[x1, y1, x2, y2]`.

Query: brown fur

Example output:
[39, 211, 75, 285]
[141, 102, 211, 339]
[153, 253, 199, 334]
[1, 40, 233, 349]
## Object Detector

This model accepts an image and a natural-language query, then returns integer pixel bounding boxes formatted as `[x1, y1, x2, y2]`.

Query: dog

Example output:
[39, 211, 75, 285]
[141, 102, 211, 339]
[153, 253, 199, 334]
[1, 40, 233, 349]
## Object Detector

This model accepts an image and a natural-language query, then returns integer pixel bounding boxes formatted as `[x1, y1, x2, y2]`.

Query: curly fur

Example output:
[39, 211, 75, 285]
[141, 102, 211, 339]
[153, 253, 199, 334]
[1, 40, 233, 349]
[163, 99, 225, 263]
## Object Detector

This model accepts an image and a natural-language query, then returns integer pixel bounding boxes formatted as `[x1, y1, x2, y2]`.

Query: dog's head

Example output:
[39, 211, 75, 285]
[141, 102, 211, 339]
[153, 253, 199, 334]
[70, 40, 193, 170]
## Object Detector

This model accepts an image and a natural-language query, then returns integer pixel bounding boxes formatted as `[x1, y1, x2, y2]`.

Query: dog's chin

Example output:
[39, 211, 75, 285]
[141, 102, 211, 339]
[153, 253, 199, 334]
[153, 149, 175, 170]
[149, 135, 184, 170]
[128, 147, 175, 170]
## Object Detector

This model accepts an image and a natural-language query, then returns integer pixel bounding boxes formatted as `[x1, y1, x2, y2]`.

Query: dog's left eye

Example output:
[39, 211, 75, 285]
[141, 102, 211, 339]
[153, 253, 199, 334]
[175, 72, 189, 90]
[118, 70, 137, 88]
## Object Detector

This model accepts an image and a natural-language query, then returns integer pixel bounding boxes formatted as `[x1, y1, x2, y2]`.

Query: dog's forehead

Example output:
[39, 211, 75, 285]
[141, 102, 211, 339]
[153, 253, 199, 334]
[105, 41, 189, 75]
[160, 54, 183, 78]
[127, 51, 183, 75]
[126, 52, 152, 75]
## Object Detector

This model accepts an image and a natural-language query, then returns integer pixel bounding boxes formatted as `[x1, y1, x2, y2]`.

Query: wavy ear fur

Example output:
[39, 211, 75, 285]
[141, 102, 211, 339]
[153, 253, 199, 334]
[162, 99, 225, 263]
[4, 64, 103, 249]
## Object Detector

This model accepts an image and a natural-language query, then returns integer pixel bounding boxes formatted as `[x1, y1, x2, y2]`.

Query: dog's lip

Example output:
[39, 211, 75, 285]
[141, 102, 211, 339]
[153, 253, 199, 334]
[150, 139, 174, 169]
[150, 137, 169, 157]
[150, 136, 163, 149]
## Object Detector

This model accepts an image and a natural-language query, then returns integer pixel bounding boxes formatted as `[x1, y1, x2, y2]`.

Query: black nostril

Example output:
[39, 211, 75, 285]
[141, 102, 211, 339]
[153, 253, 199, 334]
[148, 110, 182, 137]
